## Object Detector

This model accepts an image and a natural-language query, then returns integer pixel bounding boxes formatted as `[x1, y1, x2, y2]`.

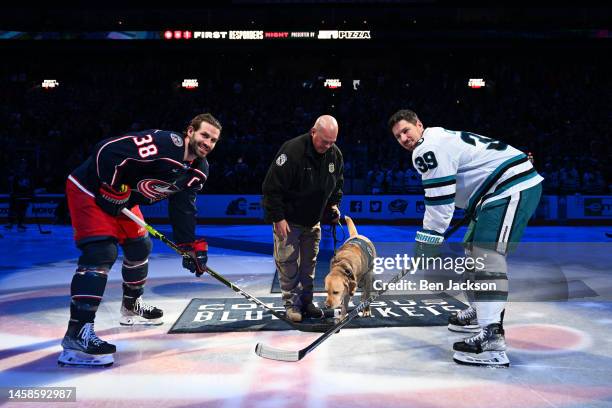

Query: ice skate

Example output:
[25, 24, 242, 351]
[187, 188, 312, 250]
[58, 323, 115, 367]
[448, 305, 480, 333]
[453, 323, 509, 367]
[120, 296, 163, 326]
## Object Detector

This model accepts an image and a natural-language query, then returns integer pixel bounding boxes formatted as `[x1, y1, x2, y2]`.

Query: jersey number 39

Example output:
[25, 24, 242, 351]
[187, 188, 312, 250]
[133, 135, 158, 158]
[414, 151, 438, 173]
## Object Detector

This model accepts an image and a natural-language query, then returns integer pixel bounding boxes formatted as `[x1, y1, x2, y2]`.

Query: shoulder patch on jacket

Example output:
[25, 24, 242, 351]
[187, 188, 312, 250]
[276, 154, 287, 166]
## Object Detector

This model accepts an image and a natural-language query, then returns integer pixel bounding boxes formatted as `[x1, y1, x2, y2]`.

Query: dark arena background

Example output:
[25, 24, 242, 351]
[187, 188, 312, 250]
[1, 2, 611, 407]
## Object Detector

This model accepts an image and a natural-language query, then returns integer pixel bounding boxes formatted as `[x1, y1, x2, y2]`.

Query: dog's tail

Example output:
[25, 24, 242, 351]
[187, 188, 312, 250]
[344, 215, 358, 238]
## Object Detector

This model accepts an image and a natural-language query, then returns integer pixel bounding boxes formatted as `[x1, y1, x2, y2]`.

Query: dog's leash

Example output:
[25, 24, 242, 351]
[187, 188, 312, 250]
[331, 216, 346, 256]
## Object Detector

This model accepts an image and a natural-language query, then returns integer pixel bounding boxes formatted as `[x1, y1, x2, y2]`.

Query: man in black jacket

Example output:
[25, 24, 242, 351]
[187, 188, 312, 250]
[262, 115, 344, 322]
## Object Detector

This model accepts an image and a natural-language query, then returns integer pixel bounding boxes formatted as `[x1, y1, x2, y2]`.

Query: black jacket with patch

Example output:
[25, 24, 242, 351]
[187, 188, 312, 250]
[262, 132, 343, 227]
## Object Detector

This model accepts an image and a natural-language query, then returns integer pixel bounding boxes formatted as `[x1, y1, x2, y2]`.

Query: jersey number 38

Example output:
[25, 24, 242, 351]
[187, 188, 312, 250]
[133, 135, 158, 158]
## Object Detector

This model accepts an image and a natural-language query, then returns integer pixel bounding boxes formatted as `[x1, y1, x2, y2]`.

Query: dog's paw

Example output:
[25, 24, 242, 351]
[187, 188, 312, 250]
[362, 308, 372, 318]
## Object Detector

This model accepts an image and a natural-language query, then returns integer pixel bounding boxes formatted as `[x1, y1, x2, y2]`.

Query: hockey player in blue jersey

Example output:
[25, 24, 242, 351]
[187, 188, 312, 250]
[59, 113, 221, 367]
[389, 109, 543, 367]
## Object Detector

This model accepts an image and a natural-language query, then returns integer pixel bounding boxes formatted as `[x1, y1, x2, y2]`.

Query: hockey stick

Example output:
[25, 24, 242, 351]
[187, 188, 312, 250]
[121, 208, 333, 332]
[31, 201, 51, 234]
[255, 266, 413, 361]
[254, 213, 470, 362]
[445, 212, 471, 239]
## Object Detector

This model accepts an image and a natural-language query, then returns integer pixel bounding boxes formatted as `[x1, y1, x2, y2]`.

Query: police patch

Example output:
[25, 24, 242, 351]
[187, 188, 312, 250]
[170, 133, 183, 147]
[329, 163, 335, 173]
[276, 154, 287, 166]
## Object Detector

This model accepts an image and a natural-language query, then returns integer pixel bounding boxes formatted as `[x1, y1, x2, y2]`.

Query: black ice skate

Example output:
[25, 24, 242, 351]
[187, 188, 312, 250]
[120, 296, 163, 326]
[453, 323, 509, 367]
[58, 322, 116, 367]
[448, 305, 480, 333]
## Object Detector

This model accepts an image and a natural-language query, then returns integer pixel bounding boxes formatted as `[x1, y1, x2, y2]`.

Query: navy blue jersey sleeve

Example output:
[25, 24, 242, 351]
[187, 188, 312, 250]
[168, 158, 209, 244]
[95, 130, 184, 187]
[168, 190, 197, 244]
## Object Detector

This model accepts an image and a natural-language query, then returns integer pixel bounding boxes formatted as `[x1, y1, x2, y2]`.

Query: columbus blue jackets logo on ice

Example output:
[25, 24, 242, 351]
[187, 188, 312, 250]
[170, 133, 183, 147]
[329, 163, 335, 173]
[276, 154, 287, 166]
[137, 179, 180, 201]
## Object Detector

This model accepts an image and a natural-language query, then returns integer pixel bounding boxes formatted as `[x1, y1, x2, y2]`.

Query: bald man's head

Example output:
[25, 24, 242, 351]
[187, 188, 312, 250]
[311, 115, 338, 154]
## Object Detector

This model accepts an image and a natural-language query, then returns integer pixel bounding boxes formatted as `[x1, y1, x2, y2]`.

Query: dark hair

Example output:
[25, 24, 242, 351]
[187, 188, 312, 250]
[186, 113, 222, 134]
[388, 109, 420, 131]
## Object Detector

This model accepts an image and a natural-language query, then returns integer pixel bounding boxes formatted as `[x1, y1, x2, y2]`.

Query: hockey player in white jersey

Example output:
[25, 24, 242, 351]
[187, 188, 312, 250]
[389, 109, 543, 367]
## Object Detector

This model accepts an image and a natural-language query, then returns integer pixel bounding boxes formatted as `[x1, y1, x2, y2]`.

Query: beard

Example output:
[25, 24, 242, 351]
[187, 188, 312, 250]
[188, 136, 207, 159]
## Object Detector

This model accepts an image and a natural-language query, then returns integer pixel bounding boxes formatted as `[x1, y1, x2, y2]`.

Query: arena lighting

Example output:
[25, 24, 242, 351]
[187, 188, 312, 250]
[42, 79, 59, 89]
[324, 79, 342, 89]
[182, 79, 198, 89]
[468, 78, 486, 88]
[164, 30, 192, 40]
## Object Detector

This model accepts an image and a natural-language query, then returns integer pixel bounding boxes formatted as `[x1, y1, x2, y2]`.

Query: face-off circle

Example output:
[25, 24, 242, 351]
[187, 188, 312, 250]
[506, 324, 591, 354]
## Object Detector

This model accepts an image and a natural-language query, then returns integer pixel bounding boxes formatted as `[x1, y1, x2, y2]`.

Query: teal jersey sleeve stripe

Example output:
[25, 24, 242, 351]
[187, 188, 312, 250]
[425, 197, 455, 206]
[422, 175, 457, 186]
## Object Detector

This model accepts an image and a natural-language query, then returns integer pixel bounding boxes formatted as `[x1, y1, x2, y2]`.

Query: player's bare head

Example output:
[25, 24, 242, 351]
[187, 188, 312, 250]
[389, 109, 424, 151]
[185, 113, 222, 159]
[186, 113, 222, 135]
[311, 115, 338, 154]
[388, 109, 421, 130]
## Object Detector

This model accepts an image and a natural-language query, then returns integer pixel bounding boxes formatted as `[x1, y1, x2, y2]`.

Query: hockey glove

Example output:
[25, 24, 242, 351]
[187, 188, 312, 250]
[95, 183, 131, 216]
[414, 229, 444, 260]
[178, 239, 208, 277]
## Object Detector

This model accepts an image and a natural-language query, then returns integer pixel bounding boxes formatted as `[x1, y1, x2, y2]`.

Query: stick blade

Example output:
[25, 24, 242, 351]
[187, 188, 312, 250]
[255, 343, 301, 362]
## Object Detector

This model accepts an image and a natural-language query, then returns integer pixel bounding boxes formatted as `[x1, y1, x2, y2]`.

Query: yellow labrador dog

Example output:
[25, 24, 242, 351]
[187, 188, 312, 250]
[324, 216, 376, 320]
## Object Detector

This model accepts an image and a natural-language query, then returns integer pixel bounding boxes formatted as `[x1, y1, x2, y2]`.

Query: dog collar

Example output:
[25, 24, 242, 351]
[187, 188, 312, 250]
[330, 256, 354, 279]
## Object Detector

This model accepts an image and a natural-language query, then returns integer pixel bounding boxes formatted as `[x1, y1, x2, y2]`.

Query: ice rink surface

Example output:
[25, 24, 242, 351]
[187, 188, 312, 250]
[1, 224, 611, 407]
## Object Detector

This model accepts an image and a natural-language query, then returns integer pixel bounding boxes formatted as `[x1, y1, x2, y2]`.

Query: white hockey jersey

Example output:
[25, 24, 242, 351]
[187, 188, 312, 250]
[412, 127, 544, 234]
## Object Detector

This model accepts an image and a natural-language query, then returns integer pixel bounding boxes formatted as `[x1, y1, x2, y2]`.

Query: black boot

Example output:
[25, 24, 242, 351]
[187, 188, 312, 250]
[302, 302, 323, 319]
